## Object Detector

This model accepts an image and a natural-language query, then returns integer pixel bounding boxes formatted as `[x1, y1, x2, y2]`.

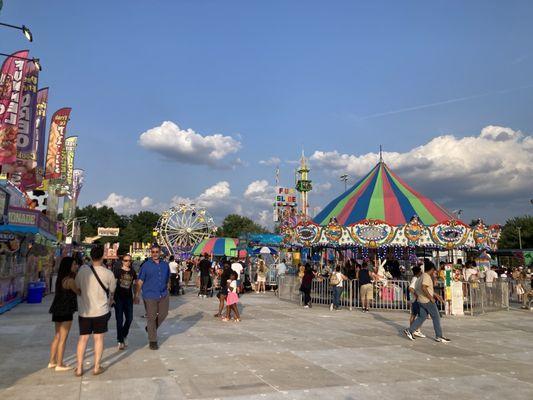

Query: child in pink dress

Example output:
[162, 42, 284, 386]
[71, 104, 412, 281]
[224, 272, 241, 322]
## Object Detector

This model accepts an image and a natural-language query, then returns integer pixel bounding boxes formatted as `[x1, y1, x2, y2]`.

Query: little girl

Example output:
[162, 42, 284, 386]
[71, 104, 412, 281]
[223, 272, 241, 322]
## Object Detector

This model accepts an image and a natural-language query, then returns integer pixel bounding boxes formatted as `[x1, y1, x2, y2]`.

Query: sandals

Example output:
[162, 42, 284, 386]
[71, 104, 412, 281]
[47, 363, 57, 369]
[213, 313, 221, 317]
[74, 368, 83, 377]
[55, 365, 73, 372]
[93, 366, 106, 376]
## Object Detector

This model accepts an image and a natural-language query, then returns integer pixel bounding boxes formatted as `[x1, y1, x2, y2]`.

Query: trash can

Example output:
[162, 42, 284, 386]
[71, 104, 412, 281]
[27, 281, 46, 304]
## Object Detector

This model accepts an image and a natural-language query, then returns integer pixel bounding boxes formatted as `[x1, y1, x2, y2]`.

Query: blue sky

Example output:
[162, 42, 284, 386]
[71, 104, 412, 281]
[2, 1, 533, 225]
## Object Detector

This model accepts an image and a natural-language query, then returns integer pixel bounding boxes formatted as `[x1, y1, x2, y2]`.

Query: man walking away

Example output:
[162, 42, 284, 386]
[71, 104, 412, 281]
[169, 256, 179, 296]
[198, 253, 212, 298]
[75, 244, 116, 376]
[134, 244, 170, 350]
[404, 260, 450, 343]
[330, 266, 347, 311]
[357, 261, 373, 312]
[408, 266, 425, 338]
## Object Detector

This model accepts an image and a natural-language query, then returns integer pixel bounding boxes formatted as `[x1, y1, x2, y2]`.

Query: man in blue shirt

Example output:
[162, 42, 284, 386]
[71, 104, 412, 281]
[134, 244, 170, 350]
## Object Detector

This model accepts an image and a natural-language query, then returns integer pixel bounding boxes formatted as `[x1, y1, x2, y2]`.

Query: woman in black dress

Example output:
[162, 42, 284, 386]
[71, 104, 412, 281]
[48, 256, 80, 371]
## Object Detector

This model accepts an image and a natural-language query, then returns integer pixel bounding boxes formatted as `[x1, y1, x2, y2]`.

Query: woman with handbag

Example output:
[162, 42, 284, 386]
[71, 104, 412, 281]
[48, 256, 80, 371]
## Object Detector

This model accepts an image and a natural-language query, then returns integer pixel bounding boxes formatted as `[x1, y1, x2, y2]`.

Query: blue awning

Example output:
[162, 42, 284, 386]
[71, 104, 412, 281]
[0, 224, 38, 234]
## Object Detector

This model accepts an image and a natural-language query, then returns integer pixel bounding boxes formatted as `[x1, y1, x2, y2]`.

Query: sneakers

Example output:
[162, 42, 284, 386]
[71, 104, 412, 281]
[330, 303, 334, 311]
[403, 329, 415, 341]
[149, 341, 159, 350]
[118, 342, 125, 350]
[304, 305, 309, 309]
[123, 338, 128, 348]
[413, 330, 426, 338]
[434, 336, 451, 343]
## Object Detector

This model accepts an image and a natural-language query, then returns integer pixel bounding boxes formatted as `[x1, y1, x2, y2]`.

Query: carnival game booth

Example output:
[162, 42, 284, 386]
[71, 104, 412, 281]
[281, 161, 503, 314]
[0, 206, 57, 313]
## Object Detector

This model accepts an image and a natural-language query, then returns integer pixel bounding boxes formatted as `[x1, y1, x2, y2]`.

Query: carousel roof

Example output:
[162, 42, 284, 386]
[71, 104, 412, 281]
[314, 161, 455, 226]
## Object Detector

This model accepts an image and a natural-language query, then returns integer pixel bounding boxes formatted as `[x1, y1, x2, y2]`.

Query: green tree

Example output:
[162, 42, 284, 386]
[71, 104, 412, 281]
[498, 215, 533, 249]
[217, 214, 269, 238]
[76, 206, 160, 254]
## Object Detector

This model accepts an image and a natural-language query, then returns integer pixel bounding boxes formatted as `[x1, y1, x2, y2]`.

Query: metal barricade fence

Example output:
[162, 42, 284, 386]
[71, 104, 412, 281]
[466, 280, 509, 315]
[507, 279, 531, 304]
[276, 276, 510, 315]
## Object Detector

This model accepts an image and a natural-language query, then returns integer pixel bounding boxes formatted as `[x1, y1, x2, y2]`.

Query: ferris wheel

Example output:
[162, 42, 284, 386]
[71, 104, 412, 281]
[155, 203, 217, 256]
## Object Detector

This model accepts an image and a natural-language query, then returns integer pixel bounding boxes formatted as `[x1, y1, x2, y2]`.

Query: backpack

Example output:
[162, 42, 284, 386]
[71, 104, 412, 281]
[329, 272, 340, 286]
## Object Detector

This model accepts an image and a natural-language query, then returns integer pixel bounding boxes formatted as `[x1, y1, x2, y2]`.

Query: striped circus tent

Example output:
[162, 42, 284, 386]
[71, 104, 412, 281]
[191, 237, 241, 257]
[314, 162, 455, 226]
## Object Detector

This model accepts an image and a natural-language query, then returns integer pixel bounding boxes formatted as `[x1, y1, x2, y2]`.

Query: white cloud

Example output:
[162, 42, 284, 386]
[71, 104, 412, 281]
[259, 157, 281, 166]
[244, 180, 274, 205]
[313, 182, 332, 194]
[140, 197, 154, 208]
[310, 125, 533, 213]
[95, 193, 144, 215]
[170, 181, 237, 221]
[139, 121, 241, 168]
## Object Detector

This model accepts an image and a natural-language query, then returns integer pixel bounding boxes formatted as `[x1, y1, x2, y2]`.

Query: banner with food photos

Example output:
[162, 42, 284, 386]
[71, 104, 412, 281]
[44, 107, 71, 180]
[72, 168, 84, 203]
[0, 50, 30, 164]
[2, 62, 40, 187]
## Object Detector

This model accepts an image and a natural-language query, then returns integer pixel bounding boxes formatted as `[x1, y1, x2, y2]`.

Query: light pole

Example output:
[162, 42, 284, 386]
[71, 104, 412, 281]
[0, 22, 33, 41]
[340, 174, 349, 192]
[0, 52, 41, 70]
[517, 226, 522, 250]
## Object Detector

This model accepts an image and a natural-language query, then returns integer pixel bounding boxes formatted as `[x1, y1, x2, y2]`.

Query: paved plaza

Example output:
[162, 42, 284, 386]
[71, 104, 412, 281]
[1, 292, 533, 400]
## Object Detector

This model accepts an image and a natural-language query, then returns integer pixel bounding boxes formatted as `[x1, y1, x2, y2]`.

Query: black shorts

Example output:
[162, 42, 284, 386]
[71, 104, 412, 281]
[52, 313, 73, 322]
[78, 313, 110, 335]
[411, 301, 420, 316]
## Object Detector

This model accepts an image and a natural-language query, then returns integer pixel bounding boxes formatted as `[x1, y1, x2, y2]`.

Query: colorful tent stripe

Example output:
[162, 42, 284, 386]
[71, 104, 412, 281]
[191, 237, 239, 256]
[314, 162, 455, 226]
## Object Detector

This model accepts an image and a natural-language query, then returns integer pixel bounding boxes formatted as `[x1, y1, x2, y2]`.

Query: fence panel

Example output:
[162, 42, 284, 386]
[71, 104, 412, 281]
[276, 276, 511, 315]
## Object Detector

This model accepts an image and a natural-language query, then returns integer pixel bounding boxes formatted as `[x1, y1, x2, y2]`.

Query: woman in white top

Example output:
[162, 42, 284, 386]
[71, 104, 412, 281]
[330, 266, 347, 311]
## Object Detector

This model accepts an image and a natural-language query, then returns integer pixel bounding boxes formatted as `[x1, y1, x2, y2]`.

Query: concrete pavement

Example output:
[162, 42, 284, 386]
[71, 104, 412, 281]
[1, 291, 533, 399]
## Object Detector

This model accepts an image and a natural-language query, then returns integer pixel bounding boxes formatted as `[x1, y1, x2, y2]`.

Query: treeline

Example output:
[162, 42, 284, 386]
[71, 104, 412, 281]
[74, 207, 270, 255]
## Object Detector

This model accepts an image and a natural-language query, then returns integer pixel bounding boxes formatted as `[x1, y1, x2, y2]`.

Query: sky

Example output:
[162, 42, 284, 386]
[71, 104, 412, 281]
[2, 0, 533, 226]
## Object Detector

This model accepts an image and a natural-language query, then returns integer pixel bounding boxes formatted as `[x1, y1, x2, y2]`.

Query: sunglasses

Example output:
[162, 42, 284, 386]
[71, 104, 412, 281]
[123, 259, 132, 262]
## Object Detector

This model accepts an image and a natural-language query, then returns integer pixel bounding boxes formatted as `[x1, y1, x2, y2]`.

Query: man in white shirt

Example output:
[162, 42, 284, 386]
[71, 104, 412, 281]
[168, 256, 179, 296]
[276, 259, 287, 276]
[75, 244, 116, 376]
[485, 266, 498, 305]
[464, 261, 479, 282]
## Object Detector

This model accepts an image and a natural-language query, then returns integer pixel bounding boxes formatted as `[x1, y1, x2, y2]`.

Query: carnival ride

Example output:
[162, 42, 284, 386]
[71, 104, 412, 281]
[155, 204, 217, 257]
[283, 161, 501, 255]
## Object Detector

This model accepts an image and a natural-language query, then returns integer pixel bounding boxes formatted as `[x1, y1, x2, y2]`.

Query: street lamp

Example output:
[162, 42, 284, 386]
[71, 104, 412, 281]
[0, 22, 33, 41]
[517, 226, 523, 250]
[340, 174, 349, 192]
[0, 52, 41, 70]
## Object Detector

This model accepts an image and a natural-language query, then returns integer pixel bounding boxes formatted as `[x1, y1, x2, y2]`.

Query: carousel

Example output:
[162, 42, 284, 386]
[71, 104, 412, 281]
[283, 160, 501, 261]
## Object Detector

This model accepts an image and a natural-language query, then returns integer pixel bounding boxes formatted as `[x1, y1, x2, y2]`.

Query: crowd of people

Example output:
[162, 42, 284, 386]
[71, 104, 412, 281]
[46, 246, 259, 376]
[48, 243, 172, 376]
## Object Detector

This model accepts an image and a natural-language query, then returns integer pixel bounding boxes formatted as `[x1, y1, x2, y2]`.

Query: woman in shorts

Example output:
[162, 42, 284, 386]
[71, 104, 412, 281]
[48, 256, 80, 371]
